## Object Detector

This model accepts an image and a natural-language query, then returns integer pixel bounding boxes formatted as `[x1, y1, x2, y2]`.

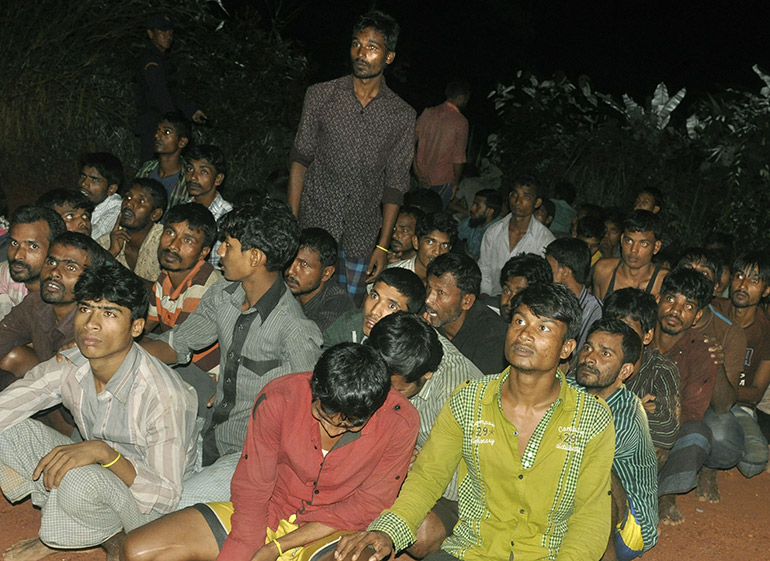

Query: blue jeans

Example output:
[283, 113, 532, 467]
[731, 405, 769, 477]
[703, 407, 744, 469]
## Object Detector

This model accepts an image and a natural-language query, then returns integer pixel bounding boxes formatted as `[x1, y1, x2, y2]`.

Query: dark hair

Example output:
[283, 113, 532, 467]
[623, 209, 663, 241]
[264, 169, 288, 203]
[586, 318, 643, 365]
[546, 238, 591, 285]
[130, 177, 168, 216]
[476, 189, 502, 218]
[10, 204, 67, 242]
[375, 268, 426, 313]
[500, 253, 552, 289]
[733, 251, 770, 285]
[159, 112, 192, 142]
[165, 203, 218, 250]
[37, 189, 95, 215]
[398, 206, 426, 232]
[677, 247, 720, 282]
[51, 232, 113, 270]
[416, 212, 458, 248]
[353, 10, 400, 52]
[603, 288, 658, 334]
[537, 197, 556, 219]
[638, 187, 664, 211]
[311, 343, 390, 424]
[704, 231, 734, 252]
[403, 189, 443, 214]
[80, 152, 124, 191]
[511, 283, 582, 342]
[231, 188, 266, 207]
[578, 203, 604, 219]
[511, 174, 540, 199]
[576, 215, 607, 241]
[299, 227, 338, 269]
[660, 266, 714, 310]
[219, 200, 300, 272]
[445, 80, 470, 100]
[427, 252, 481, 298]
[603, 207, 626, 229]
[186, 144, 227, 180]
[0, 189, 7, 218]
[554, 181, 577, 205]
[75, 264, 148, 321]
[366, 312, 443, 384]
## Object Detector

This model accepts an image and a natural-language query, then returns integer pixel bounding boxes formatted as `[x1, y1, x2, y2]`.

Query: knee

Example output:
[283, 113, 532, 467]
[122, 531, 156, 561]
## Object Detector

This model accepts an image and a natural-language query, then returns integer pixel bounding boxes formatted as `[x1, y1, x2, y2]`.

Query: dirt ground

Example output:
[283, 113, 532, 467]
[1, 468, 768, 561]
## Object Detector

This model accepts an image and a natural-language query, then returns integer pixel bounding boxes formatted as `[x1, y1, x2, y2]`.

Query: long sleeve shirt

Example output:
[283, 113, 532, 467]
[219, 372, 419, 561]
[0, 344, 198, 515]
[369, 369, 615, 561]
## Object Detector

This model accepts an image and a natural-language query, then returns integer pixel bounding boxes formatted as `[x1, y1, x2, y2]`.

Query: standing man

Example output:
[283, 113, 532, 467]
[135, 13, 206, 162]
[414, 81, 470, 208]
[289, 11, 415, 302]
[78, 153, 124, 240]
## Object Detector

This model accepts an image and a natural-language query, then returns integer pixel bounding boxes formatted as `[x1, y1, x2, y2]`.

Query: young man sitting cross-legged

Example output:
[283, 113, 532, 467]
[121, 343, 419, 561]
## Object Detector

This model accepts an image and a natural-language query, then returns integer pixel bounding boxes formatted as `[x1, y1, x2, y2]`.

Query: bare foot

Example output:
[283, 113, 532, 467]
[696, 467, 721, 503]
[658, 494, 685, 526]
[3, 538, 57, 561]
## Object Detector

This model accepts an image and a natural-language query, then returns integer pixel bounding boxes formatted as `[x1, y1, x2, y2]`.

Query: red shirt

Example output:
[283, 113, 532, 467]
[415, 101, 469, 185]
[219, 372, 419, 561]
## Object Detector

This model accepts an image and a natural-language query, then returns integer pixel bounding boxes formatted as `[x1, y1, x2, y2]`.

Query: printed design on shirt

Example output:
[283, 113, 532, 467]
[745, 347, 754, 368]
[739, 371, 746, 387]
[556, 425, 586, 452]
[471, 420, 495, 444]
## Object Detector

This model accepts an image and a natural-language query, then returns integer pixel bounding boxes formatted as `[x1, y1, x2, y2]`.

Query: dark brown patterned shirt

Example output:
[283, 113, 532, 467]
[291, 75, 415, 259]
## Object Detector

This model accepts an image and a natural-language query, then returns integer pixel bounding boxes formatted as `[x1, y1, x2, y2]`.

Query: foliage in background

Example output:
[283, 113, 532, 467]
[488, 69, 770, 248]
[0, 0, 309, 204]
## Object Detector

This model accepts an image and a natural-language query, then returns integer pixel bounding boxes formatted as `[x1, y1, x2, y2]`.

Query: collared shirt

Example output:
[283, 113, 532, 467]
[0, 291, 76, 361]
[693, 302, 747, 388]
[137, 159, 188, 210]
[457, 216, 501, 261]
[98, 222, 164, 282]
[479, 215, 556, 296]
[90, 194, 122, 241]
[415, 100, 469, 186]
[300, 281, 355, 333]
[220, 372, 419, 561]
[446, 300, 508, 375]
[0, 344, 198, 515]
[625, 347, 680, 449]
[185, 192, 233, 269]
[411, 333, 482, 501]
[0, 262, 28, 321]
[577, 286, 603, 349]
[369, 370, 615, 561]
[161, 277, 322, 462]
[323, 309, 366, 346]
[148, 260, 222, 372]
[291, 75, 416, 259]
[605, 386, 658, 552]
[661, 329, 718, 424]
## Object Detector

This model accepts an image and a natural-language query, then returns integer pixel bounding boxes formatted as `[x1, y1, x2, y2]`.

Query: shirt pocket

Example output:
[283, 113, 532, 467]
[240, 356, 280, 377]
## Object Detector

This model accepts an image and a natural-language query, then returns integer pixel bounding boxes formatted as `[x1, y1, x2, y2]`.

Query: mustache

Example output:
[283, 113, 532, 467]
[577, 362, 600, 376]
[160, 249, 182, 261]
[8, 259, 30, 272]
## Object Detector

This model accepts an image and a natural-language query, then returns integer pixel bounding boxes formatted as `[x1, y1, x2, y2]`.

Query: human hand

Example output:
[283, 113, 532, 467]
[335, 531, 393, 561]
[409, 447, 419, 471]
[108, 220, 130, 256]
[192, 109, 208, 124]
[703, 335, 724, 365]
[365, 248, 388, 283]
[641, 394, 657, 414]
[33, 440, 113, 490]
[207, 393, 216, 408]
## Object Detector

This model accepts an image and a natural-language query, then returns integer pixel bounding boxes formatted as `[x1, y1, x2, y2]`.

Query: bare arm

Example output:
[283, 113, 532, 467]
[288, 161, 307, 216]
[738, 360, 770, 406]
[365, 203, 400, 282]
[139, 338, 179, 365]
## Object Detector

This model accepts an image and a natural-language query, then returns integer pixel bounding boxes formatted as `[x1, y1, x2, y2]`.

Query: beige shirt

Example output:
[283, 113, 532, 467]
[98, 222, 163, 282]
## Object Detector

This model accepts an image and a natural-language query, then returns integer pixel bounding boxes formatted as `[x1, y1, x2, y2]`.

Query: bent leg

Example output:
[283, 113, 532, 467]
[123, 507, 220, 561]
[732, 405, 769, 477]
[658, 421, 711, 496]
[703, 407, 744, 469]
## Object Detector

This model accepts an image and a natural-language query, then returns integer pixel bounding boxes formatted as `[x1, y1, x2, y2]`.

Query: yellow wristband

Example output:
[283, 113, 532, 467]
[375, 244, 390, 254]
[272, 539, 283, 557]
[101, 450, 121, 468]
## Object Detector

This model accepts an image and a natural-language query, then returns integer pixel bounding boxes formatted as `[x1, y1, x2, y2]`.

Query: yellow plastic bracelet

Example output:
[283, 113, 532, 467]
[101, 450, 121, 469]
[272, 539, 284, 557]
[375, 244, 390, 254]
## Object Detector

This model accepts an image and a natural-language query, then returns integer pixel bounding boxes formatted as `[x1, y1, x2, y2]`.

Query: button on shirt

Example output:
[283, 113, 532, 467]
[479, 215, 556, 296]
[369, 370, 615, 561]
[161, 277, 322, 462]
[0, 344, 198, 515]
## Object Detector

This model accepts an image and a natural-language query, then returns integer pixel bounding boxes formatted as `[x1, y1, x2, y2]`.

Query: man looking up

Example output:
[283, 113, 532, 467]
[78, 153, 123, 240]
[289, 11, 415, 301]
[593, 210, 668, 300]
[0, 205, 66, 321]
[413, 80, 470, 208]
[336, 283, 616, 561]
[456, 188, 502, 261]
[285, 227, 354, 332]
[141, 200, 322, 507]
[324, 268, 425, 346]
[424, 253, 508, 374]
[137, 113, 191, 209]
[0, 233, 110, 389]
[388, 206, 425, 263]
[388, 212, 457, 283]
[37, 189, 94, 237]
[574, 319, 658, 561]
[0, 265, 197, 561]
[546, 238, 602, 348]
[495, 253, 553, 322]
[479, 175, 555, 297]
[98, 177, 167, 283]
